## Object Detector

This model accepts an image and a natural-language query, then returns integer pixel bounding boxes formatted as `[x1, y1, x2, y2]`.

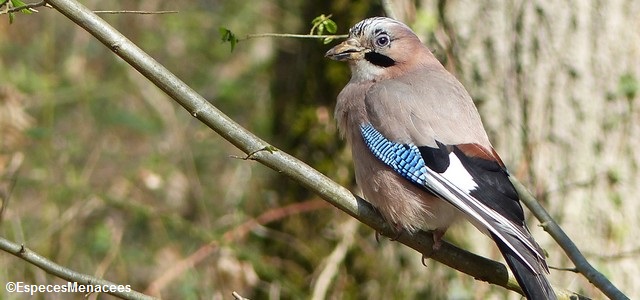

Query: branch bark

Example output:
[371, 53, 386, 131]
[0, 0, 616, 299]
[0, 237, 155, 300]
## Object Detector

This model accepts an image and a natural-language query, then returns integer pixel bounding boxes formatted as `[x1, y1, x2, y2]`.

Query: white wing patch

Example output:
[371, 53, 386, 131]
[441, 153, 478, 192]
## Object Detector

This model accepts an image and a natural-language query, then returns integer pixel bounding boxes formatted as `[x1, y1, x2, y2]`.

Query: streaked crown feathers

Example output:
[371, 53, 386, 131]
[349, 17, 409, 38]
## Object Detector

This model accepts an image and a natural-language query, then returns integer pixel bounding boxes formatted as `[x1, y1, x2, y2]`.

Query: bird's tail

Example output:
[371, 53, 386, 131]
[493, 234, 557, 300]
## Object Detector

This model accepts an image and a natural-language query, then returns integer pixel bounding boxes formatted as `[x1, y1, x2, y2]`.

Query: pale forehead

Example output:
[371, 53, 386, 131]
[349, 17, 405, 37]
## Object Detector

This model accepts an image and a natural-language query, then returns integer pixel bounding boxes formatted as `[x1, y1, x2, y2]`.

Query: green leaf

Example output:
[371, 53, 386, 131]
[324, 20, 337, 34]
[218, 27, 238, 52]
[311, 15, 326, 28]
[10, 0, 33, 14]
[10, 0, 27, 7]
[310, 14, 336, 36]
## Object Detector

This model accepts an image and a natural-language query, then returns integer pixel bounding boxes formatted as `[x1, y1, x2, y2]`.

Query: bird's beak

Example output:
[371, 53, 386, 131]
[325, 38, 367, 61]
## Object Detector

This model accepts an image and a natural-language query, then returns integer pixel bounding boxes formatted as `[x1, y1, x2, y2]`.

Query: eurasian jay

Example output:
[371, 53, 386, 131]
[326, 17, 556, 299]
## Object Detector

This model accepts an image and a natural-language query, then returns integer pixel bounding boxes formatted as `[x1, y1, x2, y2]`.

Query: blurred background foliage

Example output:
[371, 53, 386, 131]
[0, 0, 638, 299]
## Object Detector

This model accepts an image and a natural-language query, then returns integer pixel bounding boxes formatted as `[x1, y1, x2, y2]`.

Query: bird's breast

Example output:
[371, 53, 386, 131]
[334, 81, 372, 137]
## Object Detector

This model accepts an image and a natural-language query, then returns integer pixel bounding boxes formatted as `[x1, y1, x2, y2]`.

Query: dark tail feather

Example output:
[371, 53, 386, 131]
[493, 236, 557, 300]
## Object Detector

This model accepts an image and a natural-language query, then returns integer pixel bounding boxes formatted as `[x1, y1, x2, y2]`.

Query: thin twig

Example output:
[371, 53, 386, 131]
[584, 247, 640, 261]
[93, 10, 177, 15]
[550, 266, 580, 273]
[0, 0, 45, 14]
[242, 33, 347, 41]
[222, 199, 328, 242]
[231, 291, 249, 300]
[0, 1, 176, 15]
[145, 241, 219, 296]
[0, 153, 23, 223]
[229, 145, 278, 161]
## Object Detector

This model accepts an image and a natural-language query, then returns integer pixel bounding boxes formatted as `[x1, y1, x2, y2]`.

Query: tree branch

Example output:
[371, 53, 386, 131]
[0, 237, 155, 300]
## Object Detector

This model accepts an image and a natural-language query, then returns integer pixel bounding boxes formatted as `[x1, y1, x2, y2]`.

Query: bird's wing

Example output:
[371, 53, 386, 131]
[360, 70, 549, 275]
[360, 124, 546, 272]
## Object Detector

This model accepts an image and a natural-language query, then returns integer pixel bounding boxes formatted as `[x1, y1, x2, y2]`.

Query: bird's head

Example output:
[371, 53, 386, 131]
[326, 17, 433, 80]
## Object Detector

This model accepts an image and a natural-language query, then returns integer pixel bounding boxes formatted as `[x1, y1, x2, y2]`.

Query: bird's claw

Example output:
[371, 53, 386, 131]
[421, 255, 429, 267]
[374, 229, 403, 242]
[421, 229, 445, 267]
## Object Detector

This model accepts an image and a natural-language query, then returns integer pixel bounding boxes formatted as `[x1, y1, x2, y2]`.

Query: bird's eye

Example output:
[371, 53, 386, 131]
[375, 34, 390, 47]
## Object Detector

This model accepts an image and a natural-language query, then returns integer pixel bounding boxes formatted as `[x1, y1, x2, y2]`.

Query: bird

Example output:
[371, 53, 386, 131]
[325, 17, 556, 300]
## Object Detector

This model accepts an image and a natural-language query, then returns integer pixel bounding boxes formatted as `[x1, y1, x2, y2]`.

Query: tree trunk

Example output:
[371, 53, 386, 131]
[434, 0, 640, 296]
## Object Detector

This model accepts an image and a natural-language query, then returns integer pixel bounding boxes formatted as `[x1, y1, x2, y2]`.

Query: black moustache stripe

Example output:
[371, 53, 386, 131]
[364, 52, 395, 67]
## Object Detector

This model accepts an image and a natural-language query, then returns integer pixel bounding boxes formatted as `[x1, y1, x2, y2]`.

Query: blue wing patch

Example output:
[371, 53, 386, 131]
[360, 124, 428, 185]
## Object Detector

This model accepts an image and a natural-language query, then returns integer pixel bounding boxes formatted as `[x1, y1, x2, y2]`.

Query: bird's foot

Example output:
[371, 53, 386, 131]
[421, 229, 446, 267]
[432, 229, 445, 251]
